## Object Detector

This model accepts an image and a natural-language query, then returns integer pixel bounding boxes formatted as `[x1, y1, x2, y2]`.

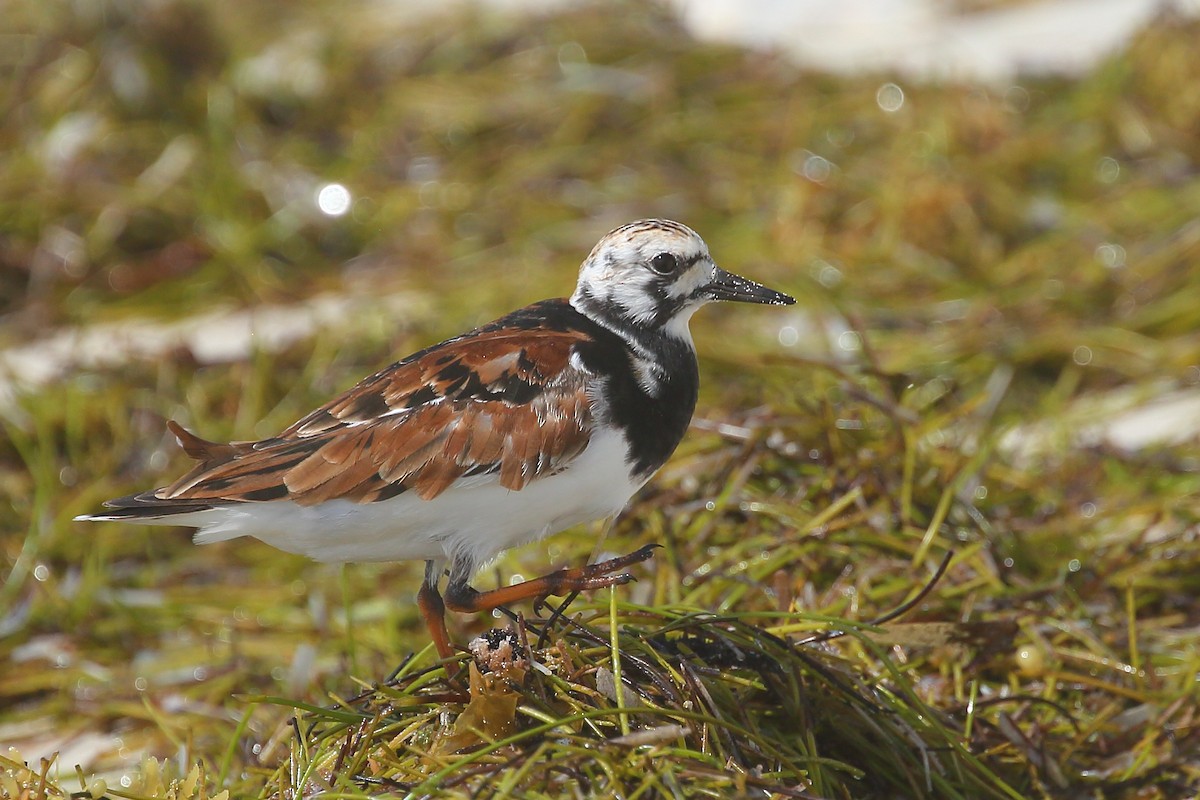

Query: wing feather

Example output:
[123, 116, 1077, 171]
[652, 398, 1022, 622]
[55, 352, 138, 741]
[139, 317, 597, 509]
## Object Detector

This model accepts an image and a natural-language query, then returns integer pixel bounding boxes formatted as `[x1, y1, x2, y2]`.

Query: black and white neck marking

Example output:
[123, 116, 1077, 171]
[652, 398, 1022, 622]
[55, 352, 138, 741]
[569, 219, 793, 389]
[566, 218, 795, 477]
[570, 219, 712, 351]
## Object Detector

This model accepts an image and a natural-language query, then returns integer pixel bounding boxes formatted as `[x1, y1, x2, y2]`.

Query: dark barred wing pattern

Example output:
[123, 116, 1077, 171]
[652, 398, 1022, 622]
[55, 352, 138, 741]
[101, 302, 596, 515]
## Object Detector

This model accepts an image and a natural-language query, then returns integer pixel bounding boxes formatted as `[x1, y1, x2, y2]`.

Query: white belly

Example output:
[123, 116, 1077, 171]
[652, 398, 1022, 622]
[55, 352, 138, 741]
[169, 430, 644, 567]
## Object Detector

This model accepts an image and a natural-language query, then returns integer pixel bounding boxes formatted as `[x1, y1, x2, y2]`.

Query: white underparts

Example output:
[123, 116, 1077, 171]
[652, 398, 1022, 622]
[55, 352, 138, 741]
[121, 429, 645, 573]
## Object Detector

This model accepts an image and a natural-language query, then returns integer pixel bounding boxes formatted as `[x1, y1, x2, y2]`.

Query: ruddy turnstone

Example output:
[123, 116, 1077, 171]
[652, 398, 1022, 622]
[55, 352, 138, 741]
[77, 219, 794, 661]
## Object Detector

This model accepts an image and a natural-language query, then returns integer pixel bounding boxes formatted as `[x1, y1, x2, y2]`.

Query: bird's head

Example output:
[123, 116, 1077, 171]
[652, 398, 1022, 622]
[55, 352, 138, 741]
[570, 219, 794, 340]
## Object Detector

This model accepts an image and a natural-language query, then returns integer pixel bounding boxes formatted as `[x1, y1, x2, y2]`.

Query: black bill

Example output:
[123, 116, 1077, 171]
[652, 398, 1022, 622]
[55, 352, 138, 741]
[702, 267, 795, 305]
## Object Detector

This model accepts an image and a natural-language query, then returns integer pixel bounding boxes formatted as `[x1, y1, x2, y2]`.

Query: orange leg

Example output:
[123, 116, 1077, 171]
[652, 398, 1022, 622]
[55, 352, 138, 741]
[443, 544, 659, 614]
[416, 577, 456, 662]
[415, 545, 658, 676]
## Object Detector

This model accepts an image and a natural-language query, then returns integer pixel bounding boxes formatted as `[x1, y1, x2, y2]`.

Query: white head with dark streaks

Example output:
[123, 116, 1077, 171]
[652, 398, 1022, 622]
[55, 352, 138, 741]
[569, 219, 795, 343]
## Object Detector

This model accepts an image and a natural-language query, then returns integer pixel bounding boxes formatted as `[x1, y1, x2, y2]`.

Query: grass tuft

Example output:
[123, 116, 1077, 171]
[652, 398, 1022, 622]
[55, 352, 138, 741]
[256, 599, 1025, 798]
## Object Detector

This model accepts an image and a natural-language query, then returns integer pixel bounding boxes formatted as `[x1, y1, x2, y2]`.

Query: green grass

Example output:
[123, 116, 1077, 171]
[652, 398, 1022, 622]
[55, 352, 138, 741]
[3, 2, 1200, 798]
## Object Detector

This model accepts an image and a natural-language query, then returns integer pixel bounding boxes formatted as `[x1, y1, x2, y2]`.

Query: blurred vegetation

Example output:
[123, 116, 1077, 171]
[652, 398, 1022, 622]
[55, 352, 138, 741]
[2, 1, 1200, 798]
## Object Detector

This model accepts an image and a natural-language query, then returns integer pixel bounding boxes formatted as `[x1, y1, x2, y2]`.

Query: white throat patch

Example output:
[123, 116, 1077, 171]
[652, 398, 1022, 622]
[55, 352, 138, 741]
[570, 220, 714, 337]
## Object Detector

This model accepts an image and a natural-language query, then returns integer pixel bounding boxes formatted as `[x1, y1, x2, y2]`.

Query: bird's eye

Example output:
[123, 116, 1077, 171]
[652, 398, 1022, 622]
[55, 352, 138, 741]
[648, 252, 679, 275]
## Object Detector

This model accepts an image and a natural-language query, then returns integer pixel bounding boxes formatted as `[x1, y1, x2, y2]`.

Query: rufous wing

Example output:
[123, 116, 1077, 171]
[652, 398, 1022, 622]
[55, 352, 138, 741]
[150, 325, 596, 507]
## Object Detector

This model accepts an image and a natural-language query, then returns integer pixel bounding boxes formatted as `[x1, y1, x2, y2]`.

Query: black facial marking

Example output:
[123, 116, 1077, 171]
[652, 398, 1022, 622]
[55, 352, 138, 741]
[647, 277, 669, 303]
[648, 295, 688, 328]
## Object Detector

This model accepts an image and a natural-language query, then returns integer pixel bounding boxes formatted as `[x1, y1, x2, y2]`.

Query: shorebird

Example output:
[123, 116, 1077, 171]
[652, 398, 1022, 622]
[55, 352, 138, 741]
[77, 219, 794, 660]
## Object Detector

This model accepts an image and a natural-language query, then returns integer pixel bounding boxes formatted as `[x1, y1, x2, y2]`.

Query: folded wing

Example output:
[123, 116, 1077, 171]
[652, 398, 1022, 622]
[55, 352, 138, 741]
[102, 324, 595, 516]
